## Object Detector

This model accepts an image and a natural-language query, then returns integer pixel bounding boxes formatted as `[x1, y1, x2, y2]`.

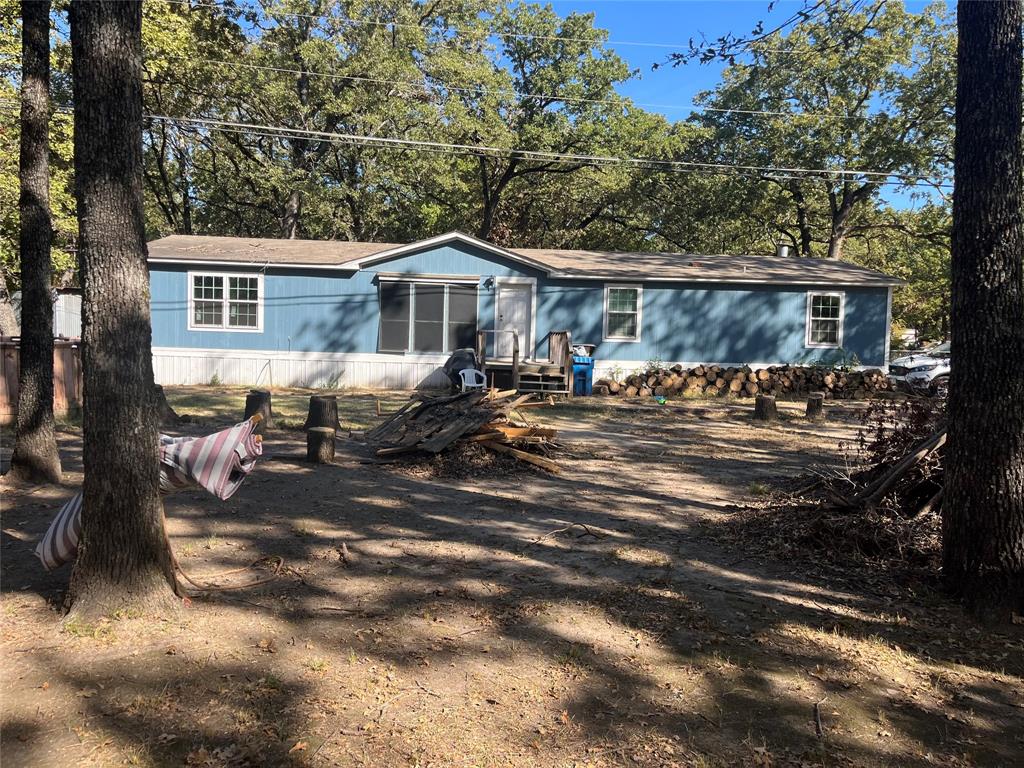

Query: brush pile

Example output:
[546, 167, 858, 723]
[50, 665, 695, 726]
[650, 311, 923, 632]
[595, 363, 892, 399]
[726, 397, 946, 575]
[366, 390, 560, 473]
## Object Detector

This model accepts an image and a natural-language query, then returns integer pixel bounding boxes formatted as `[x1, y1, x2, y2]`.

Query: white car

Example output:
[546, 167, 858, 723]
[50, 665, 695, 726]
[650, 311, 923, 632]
[888, 341, 950, 395]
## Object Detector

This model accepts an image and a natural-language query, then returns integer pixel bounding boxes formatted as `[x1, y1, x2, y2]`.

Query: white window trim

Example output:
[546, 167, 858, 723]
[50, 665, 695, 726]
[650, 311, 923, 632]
[378, 280, 479, 354]
[805, 290, 845, 349]
[603, 283, 643, 342]
[187, 271, 264, 333]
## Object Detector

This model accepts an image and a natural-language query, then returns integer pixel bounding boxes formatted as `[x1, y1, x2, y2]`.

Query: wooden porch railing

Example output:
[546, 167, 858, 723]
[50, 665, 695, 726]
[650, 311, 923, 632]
[475, 329, 520, 390]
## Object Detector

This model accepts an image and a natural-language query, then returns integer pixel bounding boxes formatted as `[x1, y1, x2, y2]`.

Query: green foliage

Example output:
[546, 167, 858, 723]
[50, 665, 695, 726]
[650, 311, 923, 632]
[0, 0, 954, 341]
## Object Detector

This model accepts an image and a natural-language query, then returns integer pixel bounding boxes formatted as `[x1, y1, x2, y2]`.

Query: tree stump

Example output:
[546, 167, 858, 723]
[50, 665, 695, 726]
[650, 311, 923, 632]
[154, 384, 180, 425]
[806, 392, 826, 421]
[304, 394, 340, 430]
[306, 427, 336, 463]
[753, 394, 778, 422]
[244, 389, 273, 433]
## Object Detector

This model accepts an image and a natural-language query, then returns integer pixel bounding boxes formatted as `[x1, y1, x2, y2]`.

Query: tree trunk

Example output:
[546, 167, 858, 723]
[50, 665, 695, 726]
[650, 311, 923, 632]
[0, 262, 19, 336]
[805, 392, 825, 421]
[306, 426, 336, 463]
[65, 0, 178, 617]
[282, 189, 302, 239]
[10, 0, 61, 484]
[944, 0, 1024, 620]
[753, 394, 778, 422]
[304, 394, 339, 430]
[244, 389, 273, 432]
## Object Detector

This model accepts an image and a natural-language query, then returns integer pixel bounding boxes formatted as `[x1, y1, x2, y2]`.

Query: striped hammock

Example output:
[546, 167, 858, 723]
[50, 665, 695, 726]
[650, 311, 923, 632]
[35, 419, 262, 571]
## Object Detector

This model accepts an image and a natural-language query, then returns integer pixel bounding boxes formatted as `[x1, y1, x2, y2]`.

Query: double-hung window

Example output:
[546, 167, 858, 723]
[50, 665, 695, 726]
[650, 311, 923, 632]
[379, 280, 478, 353]
[805, 291, 843, 347]
[603, 284, 642, 342]
[189, 272, 263, 331]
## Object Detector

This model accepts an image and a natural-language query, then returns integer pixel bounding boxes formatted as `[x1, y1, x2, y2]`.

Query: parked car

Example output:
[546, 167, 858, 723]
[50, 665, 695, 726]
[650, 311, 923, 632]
[888, 341, 950, 395]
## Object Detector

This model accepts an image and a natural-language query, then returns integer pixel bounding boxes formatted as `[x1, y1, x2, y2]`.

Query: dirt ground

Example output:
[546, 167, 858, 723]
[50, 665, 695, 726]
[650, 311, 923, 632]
[1, 390, 1022, 767]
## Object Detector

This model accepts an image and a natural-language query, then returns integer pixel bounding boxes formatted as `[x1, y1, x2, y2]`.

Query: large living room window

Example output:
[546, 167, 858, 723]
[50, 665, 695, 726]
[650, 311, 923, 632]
[379, 280, 478, 353]
[188, 272, 262, 331]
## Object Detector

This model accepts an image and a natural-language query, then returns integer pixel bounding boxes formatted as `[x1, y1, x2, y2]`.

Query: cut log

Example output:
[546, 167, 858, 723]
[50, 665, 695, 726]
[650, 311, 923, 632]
[304, 394, 340, 430]
[743, 381, 759, 396]
[806, 392, 825, 421]
[306, 427, 336, 463]
[728, 378, 744, 394]
[753, 394, 778, 422]
[244, 389, 273, 432]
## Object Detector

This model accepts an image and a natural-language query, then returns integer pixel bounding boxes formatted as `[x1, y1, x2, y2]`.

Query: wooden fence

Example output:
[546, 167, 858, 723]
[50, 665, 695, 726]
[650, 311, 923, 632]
[0, 337, 82, 423]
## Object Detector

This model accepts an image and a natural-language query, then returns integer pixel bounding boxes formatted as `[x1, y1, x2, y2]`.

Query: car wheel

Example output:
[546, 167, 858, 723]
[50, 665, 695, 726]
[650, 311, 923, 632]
[930, 376, 949, 398]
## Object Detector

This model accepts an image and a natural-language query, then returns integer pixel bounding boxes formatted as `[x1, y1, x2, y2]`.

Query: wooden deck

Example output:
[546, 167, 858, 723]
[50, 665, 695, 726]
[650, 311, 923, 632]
[476, 330, 574, 396]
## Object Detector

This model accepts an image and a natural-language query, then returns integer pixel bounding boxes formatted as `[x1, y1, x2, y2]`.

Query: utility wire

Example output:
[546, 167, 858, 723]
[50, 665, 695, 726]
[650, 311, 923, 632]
[0, 99, 949, 188]
[153, 55, 948, 125]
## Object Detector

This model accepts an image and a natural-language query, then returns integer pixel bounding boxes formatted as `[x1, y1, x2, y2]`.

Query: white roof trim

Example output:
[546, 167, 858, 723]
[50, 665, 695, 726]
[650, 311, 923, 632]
[147, 257, 358, 272]
[548, 272, 903, 287]
[340, 231, 553, 274]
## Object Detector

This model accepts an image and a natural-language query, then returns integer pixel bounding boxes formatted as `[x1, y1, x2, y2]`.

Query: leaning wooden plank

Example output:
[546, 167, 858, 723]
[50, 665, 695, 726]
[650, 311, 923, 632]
[487, 389, 518, 401]
[420, 411, 495, 453]
[481, 441, 561, 473]
[365, 400, 419, 440]
[463, 431, 508, 442]
[376, 444, 421, 456]
[491, 425, 557, 439]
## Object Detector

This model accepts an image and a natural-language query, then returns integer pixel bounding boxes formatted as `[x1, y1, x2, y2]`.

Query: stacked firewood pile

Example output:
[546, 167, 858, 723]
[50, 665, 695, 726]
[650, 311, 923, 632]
[366, 390, 560, 473]
[595, 363, 892, 400]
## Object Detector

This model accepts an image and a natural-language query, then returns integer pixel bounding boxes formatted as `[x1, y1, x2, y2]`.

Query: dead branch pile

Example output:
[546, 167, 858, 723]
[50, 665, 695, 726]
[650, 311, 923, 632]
[724, 398, 946, 576]
[595, 363, 892, 400]
[366, 390, 560, 473]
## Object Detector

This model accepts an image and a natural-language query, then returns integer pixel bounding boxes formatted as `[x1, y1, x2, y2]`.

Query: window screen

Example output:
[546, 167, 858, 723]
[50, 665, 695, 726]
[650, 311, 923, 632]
[413, 283, 445, 352]
[448, 285, 478, 351]
[191, 273, 260, 330]
[379, 282, 411, 351]
[605, 286, 640, 340]
[808, 293, 842, 346]
[378, 281, 478, 353]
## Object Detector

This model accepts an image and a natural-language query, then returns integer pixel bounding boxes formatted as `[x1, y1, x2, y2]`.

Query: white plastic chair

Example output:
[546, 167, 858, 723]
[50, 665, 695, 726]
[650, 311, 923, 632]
[459, 368, 487, 391]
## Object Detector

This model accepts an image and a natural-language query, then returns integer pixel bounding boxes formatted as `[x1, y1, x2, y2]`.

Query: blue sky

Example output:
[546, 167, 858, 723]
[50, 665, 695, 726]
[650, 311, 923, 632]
[546, 0, 944, 120]
[543, 1, 948, 208]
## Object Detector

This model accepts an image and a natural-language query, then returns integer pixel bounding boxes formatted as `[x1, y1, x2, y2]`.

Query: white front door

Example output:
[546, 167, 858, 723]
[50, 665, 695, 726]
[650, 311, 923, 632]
[495, 282, 532, 359]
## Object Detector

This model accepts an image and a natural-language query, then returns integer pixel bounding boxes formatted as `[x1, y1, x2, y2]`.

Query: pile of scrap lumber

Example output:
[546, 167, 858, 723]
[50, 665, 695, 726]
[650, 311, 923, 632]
[366, 390, 560, 473]
[595, 363, 892, 400]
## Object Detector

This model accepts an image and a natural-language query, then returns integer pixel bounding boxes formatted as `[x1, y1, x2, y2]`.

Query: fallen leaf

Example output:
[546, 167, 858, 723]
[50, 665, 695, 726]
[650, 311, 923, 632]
[288, 741, 308, 754]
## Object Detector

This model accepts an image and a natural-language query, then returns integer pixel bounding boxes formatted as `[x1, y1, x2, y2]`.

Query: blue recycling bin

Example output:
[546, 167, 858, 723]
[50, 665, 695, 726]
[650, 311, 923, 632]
[572, 355, 594, 396]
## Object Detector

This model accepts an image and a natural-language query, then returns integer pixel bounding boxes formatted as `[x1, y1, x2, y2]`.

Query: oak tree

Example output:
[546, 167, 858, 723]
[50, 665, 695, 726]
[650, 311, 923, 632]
[65, 0, 177, 617]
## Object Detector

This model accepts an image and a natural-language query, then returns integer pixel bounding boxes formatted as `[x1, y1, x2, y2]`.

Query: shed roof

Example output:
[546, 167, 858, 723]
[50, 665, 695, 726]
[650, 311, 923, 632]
[147, 232, 901, 287]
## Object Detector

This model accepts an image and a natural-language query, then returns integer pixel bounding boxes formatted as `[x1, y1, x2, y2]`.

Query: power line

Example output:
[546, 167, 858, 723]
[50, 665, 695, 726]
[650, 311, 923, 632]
[155, 55, 947, 125]
[0, 98, 949, 188]
[146, 113, 950, 187]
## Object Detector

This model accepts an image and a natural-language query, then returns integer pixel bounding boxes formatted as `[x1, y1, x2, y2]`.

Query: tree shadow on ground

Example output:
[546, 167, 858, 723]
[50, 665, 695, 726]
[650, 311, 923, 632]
[2, 407, 1021, 767]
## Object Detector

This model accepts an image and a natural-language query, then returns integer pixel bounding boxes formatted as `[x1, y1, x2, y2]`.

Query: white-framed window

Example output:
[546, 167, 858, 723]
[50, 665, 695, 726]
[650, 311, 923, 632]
[378, 280, 478, 354]
[188, 272, 263, 332]
[603, 284, 642, 342]
[805, 291, 844, 348]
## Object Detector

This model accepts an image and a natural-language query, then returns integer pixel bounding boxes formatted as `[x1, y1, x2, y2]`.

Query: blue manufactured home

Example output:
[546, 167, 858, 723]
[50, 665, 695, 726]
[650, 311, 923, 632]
[146, 231, 898, 389]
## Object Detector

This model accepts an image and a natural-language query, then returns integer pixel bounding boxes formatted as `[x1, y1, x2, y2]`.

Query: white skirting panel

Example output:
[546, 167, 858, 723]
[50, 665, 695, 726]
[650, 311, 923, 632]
[152, 347, 451, 390]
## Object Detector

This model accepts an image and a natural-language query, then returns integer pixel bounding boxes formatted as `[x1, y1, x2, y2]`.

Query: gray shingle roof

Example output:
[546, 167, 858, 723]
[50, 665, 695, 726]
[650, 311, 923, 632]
[147, 233, 901, 287]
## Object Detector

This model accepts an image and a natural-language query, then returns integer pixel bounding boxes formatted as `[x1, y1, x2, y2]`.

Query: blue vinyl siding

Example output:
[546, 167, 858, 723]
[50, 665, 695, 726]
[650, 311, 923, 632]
[150, 241, 889, 367]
